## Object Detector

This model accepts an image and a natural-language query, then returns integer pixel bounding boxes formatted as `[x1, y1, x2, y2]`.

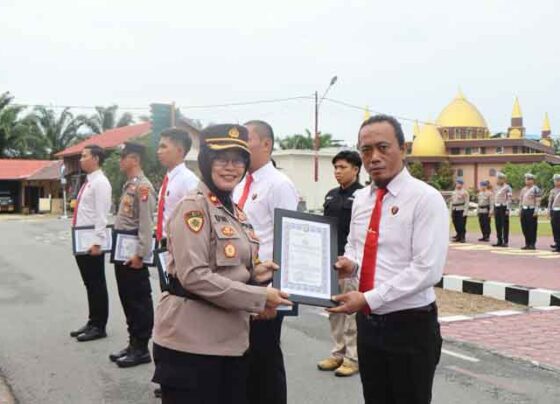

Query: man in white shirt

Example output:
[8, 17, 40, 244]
[155, 128, 199, 246]
[233, 120, 299, 404]
[329, 115, 449, 404]
[152, 128, 198, 399]
[70, 144, 112, 342]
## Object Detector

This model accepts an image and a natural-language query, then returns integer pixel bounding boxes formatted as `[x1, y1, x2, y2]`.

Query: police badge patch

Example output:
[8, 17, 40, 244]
[224, 243, 236, 258]
[139, 185, 150, 202]
[185, 211, 204, 233]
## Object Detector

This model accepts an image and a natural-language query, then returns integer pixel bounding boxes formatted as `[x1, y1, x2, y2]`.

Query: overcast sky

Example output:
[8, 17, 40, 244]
[1, 0, 559, 145]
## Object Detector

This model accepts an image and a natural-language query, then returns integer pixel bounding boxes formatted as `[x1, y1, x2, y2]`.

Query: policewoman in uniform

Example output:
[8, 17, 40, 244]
[519, 173, 541, 250]
[111, 142, 157, 368]
[152, 124, 291, 404]
[450, 178, 469, 243]
[548, 174, 560, 252]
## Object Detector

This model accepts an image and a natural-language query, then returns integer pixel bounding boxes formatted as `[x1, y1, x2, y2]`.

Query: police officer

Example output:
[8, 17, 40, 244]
[492, 172, 512, 247]
[477, 180, 493, 242]
[317, 150, 363, 377]
[519, 173, 541, 250]
[450, 178, 469, 243]
[152, 124, 290, 403]
[549, 175, 560, 252]
[110, 142, 157, 368]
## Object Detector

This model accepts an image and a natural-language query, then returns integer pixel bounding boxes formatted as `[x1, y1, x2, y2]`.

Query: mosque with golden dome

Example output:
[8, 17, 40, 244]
[406, 91, 558, 189]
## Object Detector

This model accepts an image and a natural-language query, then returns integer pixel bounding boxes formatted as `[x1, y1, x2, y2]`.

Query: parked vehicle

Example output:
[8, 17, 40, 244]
[0, 191, 15, 212]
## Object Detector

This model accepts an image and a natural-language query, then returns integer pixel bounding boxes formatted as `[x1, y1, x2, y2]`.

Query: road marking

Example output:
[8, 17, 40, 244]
[439, 315, 473, 323]
[485, 310, 522, 316]
[441, 349, 480, 363]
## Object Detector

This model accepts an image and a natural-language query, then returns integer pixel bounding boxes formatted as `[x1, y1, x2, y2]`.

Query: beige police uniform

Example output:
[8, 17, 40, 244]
[519, 184, 541, 248]
[153, 182, 267, 356]
[450, 188, 469, 241]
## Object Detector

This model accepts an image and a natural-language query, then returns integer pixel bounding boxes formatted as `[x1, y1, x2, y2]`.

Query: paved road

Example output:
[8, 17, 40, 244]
[1, 218, 560, 403]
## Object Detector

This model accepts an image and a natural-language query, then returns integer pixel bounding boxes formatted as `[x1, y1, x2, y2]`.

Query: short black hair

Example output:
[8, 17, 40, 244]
[84, 144, 106, 166]
[332, 150, 362, 171]
[244, 120, 275, 149]
[359, 114, 405, 147]
[160, 128, 192, 156]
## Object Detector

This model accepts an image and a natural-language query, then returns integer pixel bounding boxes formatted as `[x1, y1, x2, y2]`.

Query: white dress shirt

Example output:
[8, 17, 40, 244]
[75, 169, 112, 246]
[344, 168, 449, 314]
[160, 163, 199, 238]
[233, 161, 299, 261]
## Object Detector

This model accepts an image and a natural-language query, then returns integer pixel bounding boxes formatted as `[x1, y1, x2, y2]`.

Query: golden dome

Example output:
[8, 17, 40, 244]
[436, 91, 488, 128]
[411, 123, 447, 157]
[540, 138, 553, 147]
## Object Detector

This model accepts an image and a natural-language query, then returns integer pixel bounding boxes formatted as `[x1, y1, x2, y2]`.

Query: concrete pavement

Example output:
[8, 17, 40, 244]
[1, 218, 560, 403]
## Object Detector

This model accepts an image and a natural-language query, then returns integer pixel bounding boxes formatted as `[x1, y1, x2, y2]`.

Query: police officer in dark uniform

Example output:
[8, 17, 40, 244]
[109, 142, 157, 368]
[318, 150, 363, 376]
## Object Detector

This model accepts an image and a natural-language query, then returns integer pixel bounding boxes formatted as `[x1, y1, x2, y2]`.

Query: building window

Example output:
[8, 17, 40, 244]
[513, 146, 518, 154]
[457, 169, 464, 177]
[496, 146, 504, 154]
[489, 168, 497, 177]
[451, 148, 460, 155]
[471, 147, 481, 154]
[466, 129, 472, 138]
[442, 129, 449, 138]
[481, 147, 486, 154]
[465, 147, 472, 155]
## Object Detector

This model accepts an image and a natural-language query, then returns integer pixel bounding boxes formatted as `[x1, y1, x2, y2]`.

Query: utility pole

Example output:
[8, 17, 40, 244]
[313, 76, 338, 182]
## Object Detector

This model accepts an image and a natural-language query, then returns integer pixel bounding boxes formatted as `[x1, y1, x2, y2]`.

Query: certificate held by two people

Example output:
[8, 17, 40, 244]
[273, 209, 338, 308]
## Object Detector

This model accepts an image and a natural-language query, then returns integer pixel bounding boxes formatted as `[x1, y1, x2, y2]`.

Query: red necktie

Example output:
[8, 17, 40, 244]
[72, 180, 88, 227]
[237, 173, 253, 210]
[359, 187, 388, 314]
[156, 174, 169, 241]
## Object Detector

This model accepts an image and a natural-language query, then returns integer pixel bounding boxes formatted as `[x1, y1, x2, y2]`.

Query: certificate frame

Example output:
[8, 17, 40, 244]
[154, 248, 170, 292]
[110, 229, 157, 266]
[72, 225, 113, 256]
[272, 209, 338, 308]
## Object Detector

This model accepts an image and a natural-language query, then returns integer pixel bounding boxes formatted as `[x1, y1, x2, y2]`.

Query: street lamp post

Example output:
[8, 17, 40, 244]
[314, 76, 338, 182]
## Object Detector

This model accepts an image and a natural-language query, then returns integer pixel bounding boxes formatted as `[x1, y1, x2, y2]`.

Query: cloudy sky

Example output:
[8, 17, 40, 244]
[1, 0, 559, 145]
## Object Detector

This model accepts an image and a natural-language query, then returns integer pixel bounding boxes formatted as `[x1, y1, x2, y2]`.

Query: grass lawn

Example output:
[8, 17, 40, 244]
[452, 216, 552, 237]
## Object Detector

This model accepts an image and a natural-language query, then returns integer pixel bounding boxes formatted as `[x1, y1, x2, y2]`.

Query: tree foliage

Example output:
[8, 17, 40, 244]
[278, 129, 345, 150]
[80, 105, 134, 134]
[408, 161, 425, 180]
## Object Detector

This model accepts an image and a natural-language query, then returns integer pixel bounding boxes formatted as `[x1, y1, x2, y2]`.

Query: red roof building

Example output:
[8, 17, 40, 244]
[55, 122, 151, 158]
[0, 159, 62, 180]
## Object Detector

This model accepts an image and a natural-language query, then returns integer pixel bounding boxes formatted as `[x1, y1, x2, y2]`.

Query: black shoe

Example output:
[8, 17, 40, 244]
[521, 246, 530, 250]
[459, 239, 466, 243]
[478, 237, 485, 241]
[116, 347, 151, 368]
[551, 244, 557, 249]
[501, 243, 508, 248]
[109, 346, 131, 362]
[154, 388, 162, 398]
[76, 326, 107, 342]
[528, 245, 536, 250]
[492, 242, 503, 247]
[70, 324, 91, 338]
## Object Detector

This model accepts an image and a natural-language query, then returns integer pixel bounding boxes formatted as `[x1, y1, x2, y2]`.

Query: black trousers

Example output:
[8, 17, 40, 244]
[356, 308, 442, 404]
[552, 211, 560, 247]
[114, 263, 153, 345]
[451, 210, 467, 240]
[75, 254, 108, 329]
[478, 213, 491, 239]
[247, 316, 286, 404]
[494, 206, 510, 244]
[520, 208, 538, 247]
[153, 343, 248, 404]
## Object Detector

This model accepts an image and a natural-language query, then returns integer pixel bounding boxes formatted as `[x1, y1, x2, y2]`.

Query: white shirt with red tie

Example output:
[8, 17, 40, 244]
[74, 169, 112, 247]
[233, 161, 299, 262]
[344, 168, 449, 314]
[158, 162, 199, 239]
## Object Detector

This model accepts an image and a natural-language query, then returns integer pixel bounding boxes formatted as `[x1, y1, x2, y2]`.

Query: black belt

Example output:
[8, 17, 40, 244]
[160, 238, 168, 249]
[452, 203, 464, 206]
[365, 302, 437, 322]
[168, 276, 200, 301]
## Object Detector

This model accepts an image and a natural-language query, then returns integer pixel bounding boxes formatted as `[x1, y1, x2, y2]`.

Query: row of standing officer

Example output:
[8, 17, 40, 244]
[450, 172, 553, 250]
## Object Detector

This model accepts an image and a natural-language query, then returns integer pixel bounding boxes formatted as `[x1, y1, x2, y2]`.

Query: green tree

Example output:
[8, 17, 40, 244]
[26, 106, 86, 158]
[0, 92, 44, 158]
[408, 161, 425, 180]
[430, 161, 454, 191]
[278, 129, 344, 150]
[80, 105, 134, 134]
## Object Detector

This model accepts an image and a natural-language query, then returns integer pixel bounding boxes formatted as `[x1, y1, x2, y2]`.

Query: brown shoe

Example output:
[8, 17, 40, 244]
[334, 359, 359, 377]
[317, 356, 343, 371]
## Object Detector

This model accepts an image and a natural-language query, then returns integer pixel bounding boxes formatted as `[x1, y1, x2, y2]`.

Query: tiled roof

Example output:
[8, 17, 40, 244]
[54, 122, 151, 158]
[0, 159, 61, 180]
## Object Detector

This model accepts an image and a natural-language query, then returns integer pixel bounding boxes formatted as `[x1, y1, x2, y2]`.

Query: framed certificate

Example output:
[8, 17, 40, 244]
[72, 225, 113, 255]
[154, 248, 170, 292]
[272, 209, 338, 308]
[110, 229, 157, 266]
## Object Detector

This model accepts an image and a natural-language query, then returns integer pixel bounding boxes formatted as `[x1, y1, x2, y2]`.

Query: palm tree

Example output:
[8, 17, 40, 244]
[80, 105, 134, 134]
[0, 92, 44, 158]
[27, 106, 86, 158]
[278, 129, 344, 150]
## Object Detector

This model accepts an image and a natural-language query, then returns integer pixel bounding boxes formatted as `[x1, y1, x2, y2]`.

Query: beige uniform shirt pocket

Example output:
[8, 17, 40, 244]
[215, 226, 242, 267]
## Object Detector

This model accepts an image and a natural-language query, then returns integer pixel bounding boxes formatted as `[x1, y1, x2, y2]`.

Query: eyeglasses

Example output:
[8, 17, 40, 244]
[213, 157, 246, 169]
